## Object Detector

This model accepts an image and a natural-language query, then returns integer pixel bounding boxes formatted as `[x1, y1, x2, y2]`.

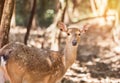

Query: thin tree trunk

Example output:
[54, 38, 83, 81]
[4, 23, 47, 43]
[90, 0, 97, 16]
[10, 1, 16, 28]
[61, 0, 68, 22]
[24, 0, 36, 45]
[94, 0, 108, 16]
[0, 0, 5, 24]
[0, 0, 14, 48]
[31, 15, 37, 30]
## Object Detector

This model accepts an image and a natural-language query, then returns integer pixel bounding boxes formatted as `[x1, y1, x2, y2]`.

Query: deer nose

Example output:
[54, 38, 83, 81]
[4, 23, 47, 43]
[72, 40, 77, 46]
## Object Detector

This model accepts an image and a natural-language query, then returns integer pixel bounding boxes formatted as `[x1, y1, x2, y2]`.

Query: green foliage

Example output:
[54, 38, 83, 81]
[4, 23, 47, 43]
[37, 0, 56, 27]
[37, 9, 55, 27]
[16, 0, 30, 26]
[16, 0, 56, 27]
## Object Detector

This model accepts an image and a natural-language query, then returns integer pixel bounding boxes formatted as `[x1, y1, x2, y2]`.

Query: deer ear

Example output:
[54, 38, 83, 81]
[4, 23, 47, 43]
[80, 23, 90, 33]
[57, 21, 67, 32]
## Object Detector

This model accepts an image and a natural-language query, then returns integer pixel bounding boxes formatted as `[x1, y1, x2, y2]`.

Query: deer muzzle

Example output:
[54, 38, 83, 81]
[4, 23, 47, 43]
[72, 40, 77, 46]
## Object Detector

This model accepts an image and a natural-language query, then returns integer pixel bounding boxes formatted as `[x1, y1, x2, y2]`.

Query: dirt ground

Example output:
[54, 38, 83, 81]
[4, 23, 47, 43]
[9, 22, 120, 83]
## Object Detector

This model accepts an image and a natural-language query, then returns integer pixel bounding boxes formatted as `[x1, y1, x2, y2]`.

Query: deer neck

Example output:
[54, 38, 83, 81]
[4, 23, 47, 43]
[64, 42, 78, 70]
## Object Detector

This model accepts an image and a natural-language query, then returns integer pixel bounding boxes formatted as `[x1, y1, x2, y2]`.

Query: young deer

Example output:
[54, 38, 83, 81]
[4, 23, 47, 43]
[0, 22, 88, 83]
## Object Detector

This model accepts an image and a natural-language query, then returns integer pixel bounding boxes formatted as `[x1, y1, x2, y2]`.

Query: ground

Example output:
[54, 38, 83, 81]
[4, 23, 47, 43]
[9, 22, 120, 83]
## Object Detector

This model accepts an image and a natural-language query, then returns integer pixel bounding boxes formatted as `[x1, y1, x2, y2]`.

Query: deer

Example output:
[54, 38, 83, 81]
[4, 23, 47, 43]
[0, 21, 88, 83]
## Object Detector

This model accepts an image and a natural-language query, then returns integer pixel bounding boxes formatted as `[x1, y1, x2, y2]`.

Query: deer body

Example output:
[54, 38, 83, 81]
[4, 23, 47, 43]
[0, 22, 87, 83]
[2, 43, 66, 83]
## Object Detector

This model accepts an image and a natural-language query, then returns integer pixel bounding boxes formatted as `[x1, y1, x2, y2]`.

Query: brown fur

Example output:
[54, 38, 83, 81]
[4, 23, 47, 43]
[1, 43, 65, 83]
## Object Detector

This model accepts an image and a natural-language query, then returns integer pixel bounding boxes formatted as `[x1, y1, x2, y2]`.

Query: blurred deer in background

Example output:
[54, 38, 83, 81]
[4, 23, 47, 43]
[0, 21, 88, 83]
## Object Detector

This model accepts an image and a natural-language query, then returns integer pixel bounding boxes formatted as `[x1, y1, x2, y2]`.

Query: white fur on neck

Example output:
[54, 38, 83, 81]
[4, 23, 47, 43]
[64, 43, 78, 69]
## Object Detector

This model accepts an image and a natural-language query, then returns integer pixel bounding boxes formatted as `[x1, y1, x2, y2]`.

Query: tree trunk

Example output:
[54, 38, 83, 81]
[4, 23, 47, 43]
[10, 1, 16, 28]
[24, 0, 36, 45]
[0, 0, 14, 82]
[94, 0, 108, 16]
[90, 0, 97, 16]
[0, 0, 5, 24]
[0, 0, 14, 48]
[31, 15, 37, 30]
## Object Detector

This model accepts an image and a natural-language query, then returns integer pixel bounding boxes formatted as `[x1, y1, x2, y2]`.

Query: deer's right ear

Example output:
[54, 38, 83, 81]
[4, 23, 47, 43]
[57, 21, 67, 32]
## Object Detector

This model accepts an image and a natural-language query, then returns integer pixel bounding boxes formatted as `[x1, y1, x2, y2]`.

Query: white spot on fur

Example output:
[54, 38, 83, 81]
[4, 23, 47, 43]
[0, 56, 6, 66]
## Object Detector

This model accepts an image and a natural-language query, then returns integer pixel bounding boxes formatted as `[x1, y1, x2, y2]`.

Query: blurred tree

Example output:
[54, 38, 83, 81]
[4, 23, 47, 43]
[0, 0, 5, 24]
[0, 0, 14, 48]
[65, 0, 91, 23]
[10, 0, 16, 28]
[24, 0, 36, 45]
[0, 0, 14, 83]
[90, 0, 97, 16]
[90, 0, 108, 16]
[72, 0, 81, 12]
[108, 0, 120, 45]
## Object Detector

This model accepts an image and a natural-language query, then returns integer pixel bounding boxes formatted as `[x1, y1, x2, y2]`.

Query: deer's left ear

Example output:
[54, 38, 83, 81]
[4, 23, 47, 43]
[57, 21, 67, 32]
[80, 23, 90, 33]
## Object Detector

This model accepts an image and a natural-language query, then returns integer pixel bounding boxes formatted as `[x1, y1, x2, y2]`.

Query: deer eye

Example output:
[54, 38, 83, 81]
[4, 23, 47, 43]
[78, 33, 81, 36]
[67, 33, 70, 36]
